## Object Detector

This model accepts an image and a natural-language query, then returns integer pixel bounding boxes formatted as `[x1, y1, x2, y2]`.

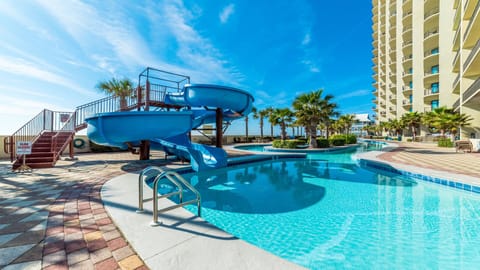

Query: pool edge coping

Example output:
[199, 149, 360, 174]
[354, 142, 480, 194]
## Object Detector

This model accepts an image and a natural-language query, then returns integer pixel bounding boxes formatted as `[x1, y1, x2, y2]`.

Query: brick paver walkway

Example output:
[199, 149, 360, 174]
[0, 151, 178, 270]
[0, 143, 479, 269]
[378, 142, 480, 178]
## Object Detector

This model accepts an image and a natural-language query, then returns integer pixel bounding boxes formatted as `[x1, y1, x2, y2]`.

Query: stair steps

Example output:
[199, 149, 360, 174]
[12, 131, 74, 170]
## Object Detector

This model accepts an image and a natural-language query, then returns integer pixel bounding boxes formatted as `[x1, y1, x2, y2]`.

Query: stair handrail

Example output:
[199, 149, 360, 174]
[5, 109, 53, 161]
[51, 112, 77, 162]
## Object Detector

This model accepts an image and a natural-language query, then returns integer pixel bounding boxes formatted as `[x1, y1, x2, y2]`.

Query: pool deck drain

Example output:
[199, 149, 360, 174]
[0, 143, 479, 269]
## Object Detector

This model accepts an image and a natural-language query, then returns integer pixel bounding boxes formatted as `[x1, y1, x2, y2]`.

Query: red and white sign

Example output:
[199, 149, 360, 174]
[16, 141, 32, 155]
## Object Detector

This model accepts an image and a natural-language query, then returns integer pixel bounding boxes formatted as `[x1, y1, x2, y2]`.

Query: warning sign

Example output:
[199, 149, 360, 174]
[16, 141, 32, 155]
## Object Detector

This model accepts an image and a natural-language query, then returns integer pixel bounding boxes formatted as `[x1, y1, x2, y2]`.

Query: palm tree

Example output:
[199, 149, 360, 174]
[338, 114, 356, 135]
[96, 78, 134, 111]
[400, 112, 422, 141]
[265, 107, 275, 138]
[292, 89, 337, 148]
[245, 107, 256, 142]
[271, 108, 294, 140]
[387, 119, 404, 137]
[320, 100, 339, 140]
[253, 108, 269, 139]
[422, 107, 472, 140]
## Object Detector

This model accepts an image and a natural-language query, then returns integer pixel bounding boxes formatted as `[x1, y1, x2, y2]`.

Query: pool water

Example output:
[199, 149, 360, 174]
[157, 144, 480, 269]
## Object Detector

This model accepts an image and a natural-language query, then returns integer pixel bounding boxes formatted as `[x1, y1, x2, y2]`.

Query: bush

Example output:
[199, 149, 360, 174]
[345, 134, 357, 144]
[89, 140, 124, 152]
[437, 137, 453, 147]
[316, 138, 330, 148]
[272, 139, 305, 149]
[330, 138, 346, 146]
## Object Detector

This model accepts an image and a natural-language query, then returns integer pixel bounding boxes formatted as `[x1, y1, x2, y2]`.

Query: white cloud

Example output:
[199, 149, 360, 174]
[219, 4, 235, 24]
[301, 60, 320, 73]
[0, 55, 92, 96]
[160, 0, 243, 84]
[254, 90, 289, 108]
[302, 32, 311, 46]
[336, 89, 371, 100]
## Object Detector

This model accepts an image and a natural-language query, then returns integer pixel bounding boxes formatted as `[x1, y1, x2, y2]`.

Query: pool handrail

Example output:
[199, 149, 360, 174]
[137, 166, 201, 226]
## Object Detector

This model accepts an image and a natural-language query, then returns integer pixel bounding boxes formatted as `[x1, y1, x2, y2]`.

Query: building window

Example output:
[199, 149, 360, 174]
[408, 67, 413, 74]
[409, 94, 413, 103]
[431, 48, 439, 54]
[431, 82, 439, 93]
[409, 107, 413, 112]
[431, 100, 439, 110]
[431, 65, 439, 74]
[409, 81, 413, 88]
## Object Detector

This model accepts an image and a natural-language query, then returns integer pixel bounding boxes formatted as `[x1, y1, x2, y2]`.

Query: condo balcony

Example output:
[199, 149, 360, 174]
[424, 8, 439, 30]
[453, 26, 460, 51]
[403, 10, 413, 25]
[389, 106, 396, 112]
[402, 99, 412, 107]
[452, 73, 460, 94]
[464, 1, 480, 48]
[424, 88, 440, 102]
[453, 3, 461, 30]
[464, 0, 478, 20]
[464, 39, 480, 77]
[463, 78, 480, 106]
[424, 71, 439, 85]
[424, 0, 439, 13]
[452, 51, 460, 73]
[402, 27, 413, 41]
[453, 98, 460, 111]
[402, 85, 413, 94]
[402, 41, 413, 53]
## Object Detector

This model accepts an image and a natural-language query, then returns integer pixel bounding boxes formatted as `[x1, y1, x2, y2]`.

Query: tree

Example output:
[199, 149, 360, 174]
[265, 107, 275, 138]
[245, 107, 256, 142]
[96, 78, 134, 111]
[271, 108, 294, 140]
[253, 108, 269, 139]
[422, 107, 472, 140]
[387, 119, 403, 137]
[338, 114, 356, 135]
[292, 89, 337, 148]
[400, 112, 422, 141]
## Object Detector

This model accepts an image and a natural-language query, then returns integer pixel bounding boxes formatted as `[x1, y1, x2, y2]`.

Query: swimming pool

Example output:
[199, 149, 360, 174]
[156, 145, 480, 269]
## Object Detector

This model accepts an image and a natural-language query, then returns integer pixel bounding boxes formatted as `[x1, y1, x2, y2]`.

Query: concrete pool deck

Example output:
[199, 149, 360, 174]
[0, 142, 479, 269]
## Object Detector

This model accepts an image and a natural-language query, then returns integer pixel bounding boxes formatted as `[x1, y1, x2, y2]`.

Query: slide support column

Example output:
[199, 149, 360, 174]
[139, 140, 150, 160]
[216, 108, 223, 148]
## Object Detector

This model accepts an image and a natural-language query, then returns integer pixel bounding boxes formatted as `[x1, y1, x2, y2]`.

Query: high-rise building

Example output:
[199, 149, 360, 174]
[372, 0, 479, 139]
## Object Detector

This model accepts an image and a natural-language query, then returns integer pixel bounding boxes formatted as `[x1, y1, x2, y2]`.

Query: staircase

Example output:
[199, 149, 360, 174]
[4, 67, 191, 170]
[12, 131, 74, 170]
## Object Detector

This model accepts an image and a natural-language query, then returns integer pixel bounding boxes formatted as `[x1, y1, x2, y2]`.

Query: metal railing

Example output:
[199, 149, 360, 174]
[137, 166, 201, 226]
[3, 109, 74, 161]
[464, 39, 480, 71]
[463, 78, 480, 103]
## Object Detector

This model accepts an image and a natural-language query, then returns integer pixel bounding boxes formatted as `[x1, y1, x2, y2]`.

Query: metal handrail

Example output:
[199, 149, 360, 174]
[151, 170, 201, 226]
[137, 166, 201, 226]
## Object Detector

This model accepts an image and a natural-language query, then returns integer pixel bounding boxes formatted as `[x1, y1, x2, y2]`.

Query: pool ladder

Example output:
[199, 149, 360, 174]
[137, 166, 201, 226]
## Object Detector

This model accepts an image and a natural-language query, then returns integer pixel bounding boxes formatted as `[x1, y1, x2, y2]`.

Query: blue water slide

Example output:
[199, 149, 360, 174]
[85, 84, 254, 171]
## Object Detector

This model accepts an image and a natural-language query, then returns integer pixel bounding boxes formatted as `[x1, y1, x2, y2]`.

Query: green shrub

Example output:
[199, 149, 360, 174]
[407, 138, 413, 142]
[316, 138, 330, 148]
[272, 139, 305, 149]
[89, 141, 124, 152]
[272, 140, 283, 148]
[345, 134, 357, 144]
[437, 137, 453, 147]
[330, 138, 346, 146]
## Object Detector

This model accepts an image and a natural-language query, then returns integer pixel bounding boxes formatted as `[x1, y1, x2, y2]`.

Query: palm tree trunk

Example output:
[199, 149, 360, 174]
[309, 125, 317, 148]
[260, 118, 264, 139]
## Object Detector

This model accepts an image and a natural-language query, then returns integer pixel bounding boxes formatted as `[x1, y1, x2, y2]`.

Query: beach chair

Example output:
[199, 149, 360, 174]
[455, 140, 473, 153]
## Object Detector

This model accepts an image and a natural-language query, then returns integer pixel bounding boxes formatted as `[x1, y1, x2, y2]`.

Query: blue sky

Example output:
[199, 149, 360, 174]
[0, 0, 373, 135]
